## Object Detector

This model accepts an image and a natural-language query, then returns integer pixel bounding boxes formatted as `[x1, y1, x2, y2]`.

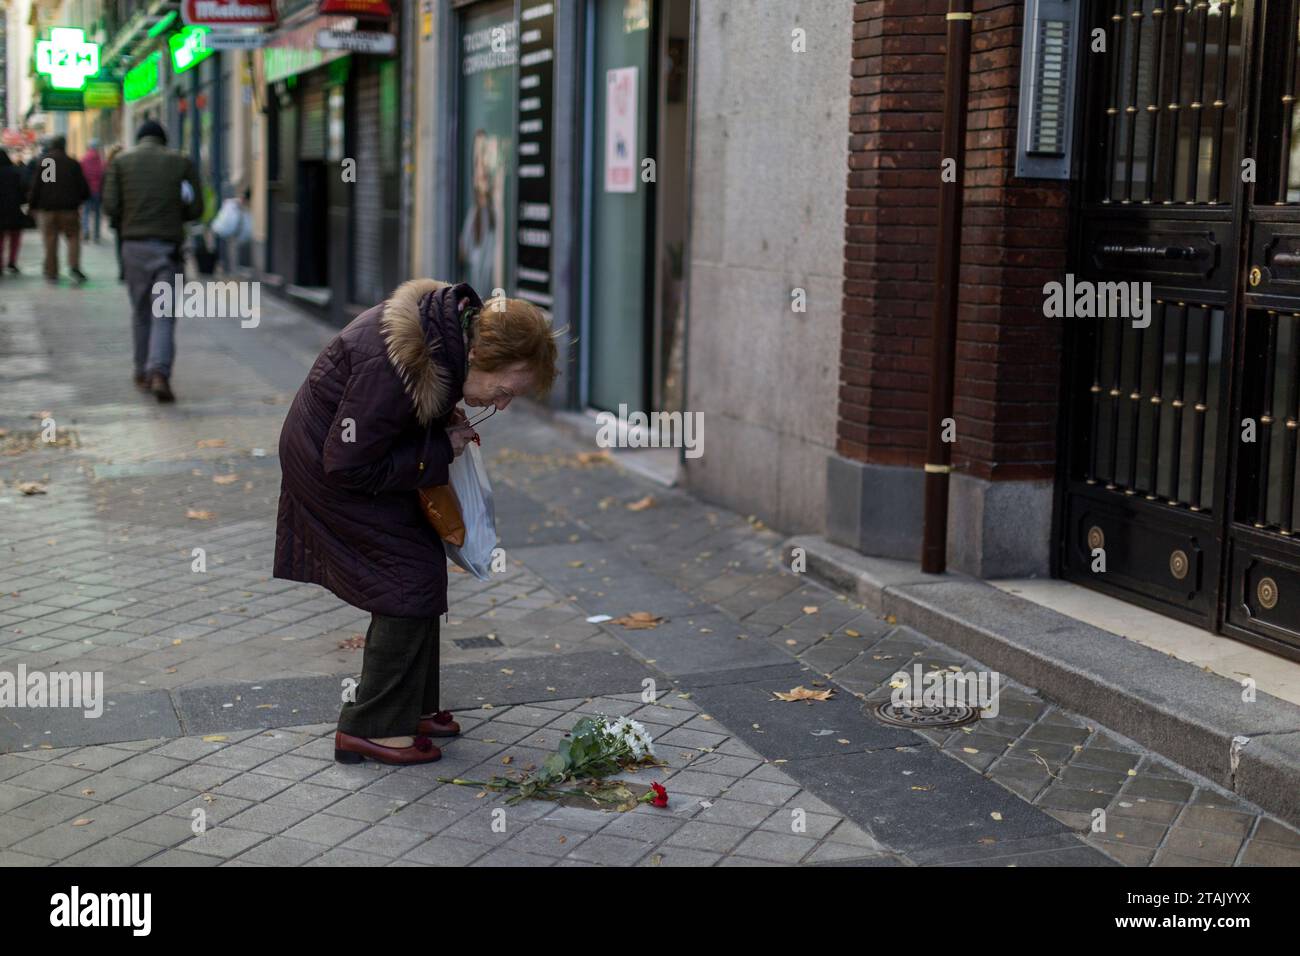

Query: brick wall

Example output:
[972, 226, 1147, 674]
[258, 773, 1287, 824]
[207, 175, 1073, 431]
[840, 0, 1068, 482]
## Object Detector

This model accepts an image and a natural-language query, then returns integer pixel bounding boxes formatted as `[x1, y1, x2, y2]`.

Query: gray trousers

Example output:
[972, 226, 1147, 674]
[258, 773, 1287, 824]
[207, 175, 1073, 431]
[337, 615, 441, 738]
[122, 239, 181, 377]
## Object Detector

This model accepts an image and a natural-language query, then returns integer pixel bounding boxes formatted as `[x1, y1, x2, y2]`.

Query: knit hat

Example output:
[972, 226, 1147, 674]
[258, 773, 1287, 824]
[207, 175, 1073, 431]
[136, 120, 167, 144]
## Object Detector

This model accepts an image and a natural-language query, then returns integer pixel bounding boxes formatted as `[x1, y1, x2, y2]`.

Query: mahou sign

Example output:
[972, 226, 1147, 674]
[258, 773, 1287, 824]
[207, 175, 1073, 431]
[182, 0, 278, 26]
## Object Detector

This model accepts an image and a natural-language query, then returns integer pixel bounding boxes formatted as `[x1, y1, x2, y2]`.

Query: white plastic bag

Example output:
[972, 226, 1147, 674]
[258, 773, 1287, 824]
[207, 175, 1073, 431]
[444, 442, 498, 580]
[211, 198, 241, 238]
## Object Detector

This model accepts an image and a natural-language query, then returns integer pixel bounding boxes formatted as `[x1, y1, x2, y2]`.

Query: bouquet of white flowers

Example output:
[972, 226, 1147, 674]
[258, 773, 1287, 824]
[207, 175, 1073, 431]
[441, 713, 667, 810]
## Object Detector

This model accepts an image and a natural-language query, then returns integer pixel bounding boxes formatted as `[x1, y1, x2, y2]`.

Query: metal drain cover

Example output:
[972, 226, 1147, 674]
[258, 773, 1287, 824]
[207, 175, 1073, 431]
[870, 700, 978, 729]
[453, 635, 502, 650]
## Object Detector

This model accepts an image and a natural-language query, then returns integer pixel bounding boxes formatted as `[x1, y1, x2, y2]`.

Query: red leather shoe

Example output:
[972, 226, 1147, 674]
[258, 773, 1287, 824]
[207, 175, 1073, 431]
[416, 710, 461, 737]
[334, 731, 441, 765]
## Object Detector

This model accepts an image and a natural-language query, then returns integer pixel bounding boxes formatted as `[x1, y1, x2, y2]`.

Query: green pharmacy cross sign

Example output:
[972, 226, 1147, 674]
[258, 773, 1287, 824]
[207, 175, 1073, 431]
[36, 28, 101, 91]
[169, 25, 213, 75]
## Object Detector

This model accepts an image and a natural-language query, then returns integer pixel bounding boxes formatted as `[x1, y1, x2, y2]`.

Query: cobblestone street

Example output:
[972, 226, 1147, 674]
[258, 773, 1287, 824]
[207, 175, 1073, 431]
[2, 241, 1299, 868]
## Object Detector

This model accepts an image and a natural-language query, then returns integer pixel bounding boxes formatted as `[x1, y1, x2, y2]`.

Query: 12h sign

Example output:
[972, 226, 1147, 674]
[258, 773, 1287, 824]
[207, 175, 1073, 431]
[35, 28, 99, 91]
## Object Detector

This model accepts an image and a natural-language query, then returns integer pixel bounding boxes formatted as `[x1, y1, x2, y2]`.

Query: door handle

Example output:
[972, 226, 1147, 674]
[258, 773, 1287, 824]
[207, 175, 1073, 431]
[1098, 243, 1201, 260]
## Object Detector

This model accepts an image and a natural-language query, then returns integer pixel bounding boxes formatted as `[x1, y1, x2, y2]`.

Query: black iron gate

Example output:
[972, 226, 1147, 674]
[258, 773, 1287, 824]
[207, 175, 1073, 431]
[1060, 0, 1300, 660]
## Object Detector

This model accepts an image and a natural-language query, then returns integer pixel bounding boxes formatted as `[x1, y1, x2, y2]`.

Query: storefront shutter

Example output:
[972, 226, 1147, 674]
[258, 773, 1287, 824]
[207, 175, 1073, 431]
[299, 72, 327, 161]
[352, 61, 384, 305]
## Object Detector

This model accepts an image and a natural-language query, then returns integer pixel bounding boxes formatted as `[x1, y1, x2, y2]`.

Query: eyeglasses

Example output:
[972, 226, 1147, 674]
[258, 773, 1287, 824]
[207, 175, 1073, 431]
[466, 404, 499, 428]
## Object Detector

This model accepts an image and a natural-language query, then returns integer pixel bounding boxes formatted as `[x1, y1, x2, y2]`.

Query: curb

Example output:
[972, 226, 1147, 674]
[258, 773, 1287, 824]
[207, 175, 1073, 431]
[787, 534, 1300, 828]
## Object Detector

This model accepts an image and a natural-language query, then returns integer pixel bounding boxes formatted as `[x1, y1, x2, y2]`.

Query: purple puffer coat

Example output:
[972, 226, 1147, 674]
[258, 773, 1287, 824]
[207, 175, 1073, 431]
[274, 279, 482, 618]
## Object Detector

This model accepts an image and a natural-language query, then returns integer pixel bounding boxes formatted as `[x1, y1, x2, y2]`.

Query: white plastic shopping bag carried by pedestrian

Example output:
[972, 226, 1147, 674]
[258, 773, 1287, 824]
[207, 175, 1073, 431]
[443, 441, 498, 580]
[211, 198, 242, 239]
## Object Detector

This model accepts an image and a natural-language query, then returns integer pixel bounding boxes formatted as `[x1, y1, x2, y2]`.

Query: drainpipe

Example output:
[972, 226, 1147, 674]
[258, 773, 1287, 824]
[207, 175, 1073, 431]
[920, 0, 974, 575]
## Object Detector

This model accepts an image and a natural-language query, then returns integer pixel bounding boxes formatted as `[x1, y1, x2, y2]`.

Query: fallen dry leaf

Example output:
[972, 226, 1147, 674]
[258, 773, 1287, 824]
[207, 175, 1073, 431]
[17, 481, 47, 496]
[196, 438, 227, 448]
[213, 474, 240, 485]
[186, 509, 215, 521]
[802, 605, 819, 615]
[71, 818, 93, 827]
[626, 495, 656, 511]
[610, 611, 663, 630]
[202, 735, 228, 743]
[771, 685, 835, 703]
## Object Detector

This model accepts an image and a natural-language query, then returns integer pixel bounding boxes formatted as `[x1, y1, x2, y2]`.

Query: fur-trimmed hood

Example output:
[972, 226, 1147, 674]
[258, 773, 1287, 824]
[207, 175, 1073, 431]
[379, 278, 478, 426]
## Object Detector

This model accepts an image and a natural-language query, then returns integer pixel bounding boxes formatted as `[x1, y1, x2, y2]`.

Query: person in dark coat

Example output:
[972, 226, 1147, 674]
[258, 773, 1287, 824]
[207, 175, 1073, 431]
[0, 150, 32, 273]
[27, 135, 90, 283]
[274, 279, 557, 765]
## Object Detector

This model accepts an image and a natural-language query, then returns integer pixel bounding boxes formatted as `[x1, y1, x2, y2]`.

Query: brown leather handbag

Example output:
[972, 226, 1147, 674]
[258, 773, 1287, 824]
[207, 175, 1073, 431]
[418, 484, 466, 546]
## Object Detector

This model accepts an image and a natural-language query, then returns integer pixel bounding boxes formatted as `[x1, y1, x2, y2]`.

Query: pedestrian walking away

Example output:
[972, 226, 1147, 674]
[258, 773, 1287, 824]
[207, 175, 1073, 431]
[102, 120, 205, 403]
[274, 279, 558, 766]
[26, 134, 89, 284]
[80, 139, 105, 243]
[0, 149, 34, 274]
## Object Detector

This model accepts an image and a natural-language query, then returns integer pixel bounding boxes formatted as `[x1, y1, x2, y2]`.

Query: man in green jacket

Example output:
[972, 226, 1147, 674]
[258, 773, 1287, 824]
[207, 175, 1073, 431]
[102, 120, 204, 403]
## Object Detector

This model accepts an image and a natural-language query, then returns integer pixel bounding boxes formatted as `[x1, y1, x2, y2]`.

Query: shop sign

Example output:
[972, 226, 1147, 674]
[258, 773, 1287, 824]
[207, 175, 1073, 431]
[170, 25, 215, 74]
[40, 87, 85, 112]
[318, 0, 391, 18]
[83, 80, 122, 109]
[35, 28, 100, 91]
[316, 29, 394, 54]
[182, 0, 278, 26]
[204, 31, 270, 49]
[264, 14, 353, 83]
[124, 51, 162, 101]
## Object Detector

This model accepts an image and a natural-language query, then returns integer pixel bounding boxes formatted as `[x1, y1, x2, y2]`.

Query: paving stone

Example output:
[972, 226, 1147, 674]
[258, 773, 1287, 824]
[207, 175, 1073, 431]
[56, 837, 162, 867]
[284, 813, 371, 847]
[223, 802, 314, 835]
[1254, 818, 1300, 847]
[1122, 775, 1196, 802]
[340, 823, 431, 858]
[179, 827, 267, 859]
[1176, 805, 1256, 838]
[234, 836, 325, 866]
[1239, 839, 1300, 866]
[564, 833, 653, 865]
[471, 847, 558, 867]
[598, 807, 686, 844]
[694, 799, 778, 829]
[1161, 826, 1245, 863]
[644, 846, 723, 866]
[1090, 841, 1155, 867]
[1108, 798, 1182, 825]
[119, 814, 203, 848]
[7, 791, 98, 825]
[137, 848, 223, 867]
[1092, 816, 1168, 849]
[399, 835, 490, 866]
[664, 820, 749, 853]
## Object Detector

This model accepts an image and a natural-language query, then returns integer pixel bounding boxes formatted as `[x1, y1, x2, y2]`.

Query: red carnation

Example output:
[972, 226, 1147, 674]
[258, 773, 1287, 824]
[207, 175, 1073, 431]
[647, 781, 668, 808]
